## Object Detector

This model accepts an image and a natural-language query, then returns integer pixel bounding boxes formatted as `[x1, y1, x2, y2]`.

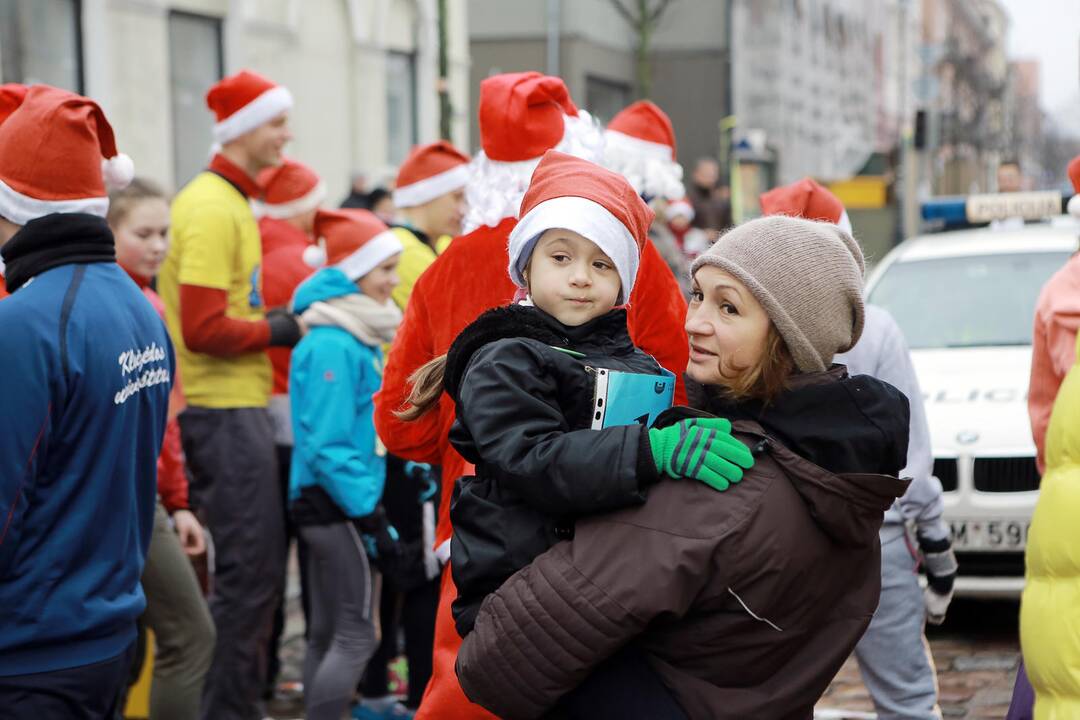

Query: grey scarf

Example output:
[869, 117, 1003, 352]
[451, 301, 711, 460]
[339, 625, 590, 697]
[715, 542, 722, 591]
[300, 293, 402, 346]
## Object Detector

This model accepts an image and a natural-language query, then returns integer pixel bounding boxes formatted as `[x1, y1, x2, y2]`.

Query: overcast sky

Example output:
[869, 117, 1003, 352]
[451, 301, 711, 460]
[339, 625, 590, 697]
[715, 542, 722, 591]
[997, 0, 1080, 111]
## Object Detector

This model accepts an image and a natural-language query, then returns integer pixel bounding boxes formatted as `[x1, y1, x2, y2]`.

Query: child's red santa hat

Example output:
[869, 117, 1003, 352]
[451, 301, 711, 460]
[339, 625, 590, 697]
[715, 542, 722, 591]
[508, 150, 654, 305]
[392, 141, 470, 208]
[304, 208, 403, 281]
[603, 100, 685, 201]
[0, 84, 134, 226]
[1067, 155, 1080, 219]
[759, 177, 853, 235]
[207, 70, 293, 146]
[0, 84, 28, 125]
[465, 72, 604, 232]
[254, 158, 326, 219]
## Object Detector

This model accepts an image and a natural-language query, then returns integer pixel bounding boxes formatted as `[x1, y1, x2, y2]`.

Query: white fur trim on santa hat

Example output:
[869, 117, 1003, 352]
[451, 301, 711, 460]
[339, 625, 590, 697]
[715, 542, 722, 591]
[507, 195, 638, 305]
[335, 230, 404, 281]
[392, 164, 470, 209]
[463, 110, 605, 234]
[253, 180, 327, 220]
[0, 178, 108, 226]
[602, 129, 684, 202]
[213, 86, 294, 145]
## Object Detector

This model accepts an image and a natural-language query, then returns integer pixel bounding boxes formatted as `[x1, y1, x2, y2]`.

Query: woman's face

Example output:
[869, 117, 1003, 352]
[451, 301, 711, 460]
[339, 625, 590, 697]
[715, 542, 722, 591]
[685, 265, 771, 386]
[357, 253, 401, 304]
[111, 198, 170, 280]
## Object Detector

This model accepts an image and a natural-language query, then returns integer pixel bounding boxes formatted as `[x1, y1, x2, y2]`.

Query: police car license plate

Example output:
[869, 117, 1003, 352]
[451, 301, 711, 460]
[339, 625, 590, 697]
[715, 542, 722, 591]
[950, 519, 1028, 551]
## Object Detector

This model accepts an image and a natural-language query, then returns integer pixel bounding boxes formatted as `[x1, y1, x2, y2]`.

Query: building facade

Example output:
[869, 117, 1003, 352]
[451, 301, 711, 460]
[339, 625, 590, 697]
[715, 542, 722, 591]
[0, 0, 471, 201]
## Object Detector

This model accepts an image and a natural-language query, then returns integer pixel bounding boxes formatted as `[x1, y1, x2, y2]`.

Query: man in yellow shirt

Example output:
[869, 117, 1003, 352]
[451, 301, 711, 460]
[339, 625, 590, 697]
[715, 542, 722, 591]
[157, 69, 302, 720]
[388, 141, 470, 311]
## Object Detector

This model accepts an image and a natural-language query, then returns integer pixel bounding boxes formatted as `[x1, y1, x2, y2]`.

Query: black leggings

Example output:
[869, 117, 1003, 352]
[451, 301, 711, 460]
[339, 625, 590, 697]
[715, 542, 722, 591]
[556, 645, 689, 720]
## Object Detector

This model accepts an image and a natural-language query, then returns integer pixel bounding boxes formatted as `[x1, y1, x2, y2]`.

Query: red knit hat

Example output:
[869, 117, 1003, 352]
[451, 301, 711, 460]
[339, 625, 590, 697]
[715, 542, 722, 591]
[304, 208, 404, 281]
[206, 70, 293, 146]
[507, 150, 654, 304]
[603, 100, 684, 201]
[0, 84, 27, 125]
[254, 158, 326, 219]
[0, 84, 134, 226]
[479, 72, 579, 162]
[1067, 155, 1080, 218]
[760, 177, 852, 234]
[392, 141, 471, 208]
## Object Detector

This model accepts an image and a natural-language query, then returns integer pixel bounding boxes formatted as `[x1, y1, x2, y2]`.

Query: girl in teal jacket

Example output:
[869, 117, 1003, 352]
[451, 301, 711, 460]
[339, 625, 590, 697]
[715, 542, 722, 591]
[287, 208, 404, 720]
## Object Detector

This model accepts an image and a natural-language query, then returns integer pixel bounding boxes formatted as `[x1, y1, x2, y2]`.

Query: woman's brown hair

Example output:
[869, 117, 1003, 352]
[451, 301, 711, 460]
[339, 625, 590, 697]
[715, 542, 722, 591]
[395, 354, 449, 420]
[715, 324, 796, 404]
[106, 177, 168, 227]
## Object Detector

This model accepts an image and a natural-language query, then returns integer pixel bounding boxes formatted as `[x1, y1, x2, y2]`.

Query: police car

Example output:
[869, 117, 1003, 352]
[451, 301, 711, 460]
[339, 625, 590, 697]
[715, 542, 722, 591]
[864, 191, 1079, 597]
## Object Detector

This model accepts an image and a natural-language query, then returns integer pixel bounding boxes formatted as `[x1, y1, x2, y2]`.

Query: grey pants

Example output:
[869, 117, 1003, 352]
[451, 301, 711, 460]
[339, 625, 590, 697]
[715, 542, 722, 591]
[854, 533, 942, 720]
[300, 522, 380, 720]
[180, 407, 286, 720]
[141, 501, 216, 720]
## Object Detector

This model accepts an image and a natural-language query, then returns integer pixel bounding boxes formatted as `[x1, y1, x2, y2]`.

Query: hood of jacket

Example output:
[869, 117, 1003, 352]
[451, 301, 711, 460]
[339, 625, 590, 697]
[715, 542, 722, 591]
[683, 366, 911, 546]
[292, 267, 358, 314]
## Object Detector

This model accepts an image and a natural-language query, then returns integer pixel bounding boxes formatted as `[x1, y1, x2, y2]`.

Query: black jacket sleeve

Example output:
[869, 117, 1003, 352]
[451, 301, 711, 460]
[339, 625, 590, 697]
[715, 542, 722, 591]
[450, 339, 657, 516]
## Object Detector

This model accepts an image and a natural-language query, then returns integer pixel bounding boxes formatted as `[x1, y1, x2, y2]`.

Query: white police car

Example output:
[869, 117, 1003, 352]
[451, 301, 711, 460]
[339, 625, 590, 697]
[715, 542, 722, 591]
[864, 192, 1079, 597]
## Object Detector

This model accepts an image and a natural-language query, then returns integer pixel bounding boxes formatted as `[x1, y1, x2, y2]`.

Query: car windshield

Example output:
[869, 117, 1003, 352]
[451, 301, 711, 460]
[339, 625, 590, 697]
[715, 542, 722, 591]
[868, 251, 1072, 349]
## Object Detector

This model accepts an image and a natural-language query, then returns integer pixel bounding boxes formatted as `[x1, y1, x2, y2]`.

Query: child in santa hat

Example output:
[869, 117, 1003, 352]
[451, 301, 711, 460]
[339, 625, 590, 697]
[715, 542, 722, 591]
[399, 151, 752, 639]
[288, 208, 406, 720]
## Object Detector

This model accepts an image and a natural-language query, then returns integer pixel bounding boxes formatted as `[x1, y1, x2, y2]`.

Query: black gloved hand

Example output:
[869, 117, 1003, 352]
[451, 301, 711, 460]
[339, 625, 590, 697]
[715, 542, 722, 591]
[918, 533, 958, 625]
[267, 308, 304, 348]
[354, 505, 402, 572]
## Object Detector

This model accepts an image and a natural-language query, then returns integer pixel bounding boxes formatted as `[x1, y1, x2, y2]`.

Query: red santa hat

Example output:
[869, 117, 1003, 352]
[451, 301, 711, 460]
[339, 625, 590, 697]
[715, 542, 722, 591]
[206, 70, 293, 146]
[465, 72, 604, 232]
[508, 150, 654, 305]
[665, 198, 695, 223]
[759, 177, 853, 235]
[1067, 155, 1080, 218]
[0, 85, 134, 226]
[392, 141, 470, 208]
[253, 158, 326, 219]
[603, 100, 685, 201]
[304, 208, 403, 281]
[0, 84, 28, 125]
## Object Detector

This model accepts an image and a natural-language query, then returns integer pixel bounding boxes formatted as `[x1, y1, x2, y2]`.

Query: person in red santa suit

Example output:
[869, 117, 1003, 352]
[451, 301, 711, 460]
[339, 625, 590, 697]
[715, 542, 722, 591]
[0, 83, 27, 300]
[372, 71, 691, 720]
[252, 157, 325, 700]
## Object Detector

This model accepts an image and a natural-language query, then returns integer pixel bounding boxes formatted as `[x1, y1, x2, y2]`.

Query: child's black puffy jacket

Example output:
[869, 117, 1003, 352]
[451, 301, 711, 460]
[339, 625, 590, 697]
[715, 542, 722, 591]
[445, 305, 664, 635]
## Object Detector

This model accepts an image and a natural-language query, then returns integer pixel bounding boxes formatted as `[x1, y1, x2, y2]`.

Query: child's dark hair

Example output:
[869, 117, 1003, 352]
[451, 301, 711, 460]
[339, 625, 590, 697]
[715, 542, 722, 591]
[396, 354, 449, 420]
[107, 177, 168, 227]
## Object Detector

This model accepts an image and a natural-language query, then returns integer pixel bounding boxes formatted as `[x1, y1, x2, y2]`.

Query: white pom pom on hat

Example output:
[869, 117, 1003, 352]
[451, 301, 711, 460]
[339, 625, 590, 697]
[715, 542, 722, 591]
[303, 241, 328, 269]
[102, 153, 135, 191]
[1067, 193, 1080, 219]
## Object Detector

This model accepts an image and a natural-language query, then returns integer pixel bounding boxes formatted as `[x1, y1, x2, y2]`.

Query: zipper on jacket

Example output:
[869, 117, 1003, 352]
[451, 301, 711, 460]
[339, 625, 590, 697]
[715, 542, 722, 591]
[752, 438, 769, 456]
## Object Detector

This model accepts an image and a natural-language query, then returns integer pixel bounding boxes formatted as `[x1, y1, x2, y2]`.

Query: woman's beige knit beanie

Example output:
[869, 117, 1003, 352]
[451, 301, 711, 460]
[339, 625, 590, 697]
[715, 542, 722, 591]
[689, 215, 865, 373]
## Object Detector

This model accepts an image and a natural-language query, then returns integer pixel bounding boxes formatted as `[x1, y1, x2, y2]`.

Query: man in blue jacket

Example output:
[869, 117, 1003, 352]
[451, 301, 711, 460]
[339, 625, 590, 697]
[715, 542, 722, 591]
[0, 86, 173, 718]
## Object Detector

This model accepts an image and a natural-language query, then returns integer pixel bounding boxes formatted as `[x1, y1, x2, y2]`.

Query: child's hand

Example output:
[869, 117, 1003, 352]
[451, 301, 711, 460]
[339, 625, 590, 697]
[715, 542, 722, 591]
[647, 418, 754, 491]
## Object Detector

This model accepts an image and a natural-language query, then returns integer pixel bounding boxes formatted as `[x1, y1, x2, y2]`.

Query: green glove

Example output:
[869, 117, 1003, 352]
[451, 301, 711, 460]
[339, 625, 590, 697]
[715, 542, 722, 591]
[648, 417, 754, 491]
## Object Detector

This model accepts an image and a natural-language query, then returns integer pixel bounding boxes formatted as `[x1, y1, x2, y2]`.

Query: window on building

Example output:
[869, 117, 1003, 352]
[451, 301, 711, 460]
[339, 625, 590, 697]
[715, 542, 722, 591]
[0, 0, 83, 92]
[386, 51, 417, 167]
[585, 76, 631, 125]
[168, 11, 223, 189]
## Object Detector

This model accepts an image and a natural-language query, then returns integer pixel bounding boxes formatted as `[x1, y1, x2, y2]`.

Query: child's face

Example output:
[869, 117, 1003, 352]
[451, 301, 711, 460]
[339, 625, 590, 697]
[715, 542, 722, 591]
[356, 253, 401, 304]
[525, 228, 622, 327]
[111, 198, 170, 280]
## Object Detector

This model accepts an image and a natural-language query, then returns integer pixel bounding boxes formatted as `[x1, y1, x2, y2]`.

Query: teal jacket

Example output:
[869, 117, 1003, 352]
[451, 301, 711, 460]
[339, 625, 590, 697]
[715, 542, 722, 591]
[288, 268, 385, 521]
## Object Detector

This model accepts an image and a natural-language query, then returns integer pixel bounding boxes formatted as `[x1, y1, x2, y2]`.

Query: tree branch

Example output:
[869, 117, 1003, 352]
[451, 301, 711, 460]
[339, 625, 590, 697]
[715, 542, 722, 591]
[609, 0, 638, 27]
[648, 0, 674, 24]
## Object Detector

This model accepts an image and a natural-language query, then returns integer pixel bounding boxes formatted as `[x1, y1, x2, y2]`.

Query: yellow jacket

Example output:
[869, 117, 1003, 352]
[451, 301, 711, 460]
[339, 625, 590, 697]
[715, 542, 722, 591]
[390, 226, 450, 312]
[1022, 332, 1080, 719]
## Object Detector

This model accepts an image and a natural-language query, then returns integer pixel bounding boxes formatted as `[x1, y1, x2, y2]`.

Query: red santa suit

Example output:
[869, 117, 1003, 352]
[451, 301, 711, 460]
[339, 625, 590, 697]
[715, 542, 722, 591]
[373, 72, 690, 720]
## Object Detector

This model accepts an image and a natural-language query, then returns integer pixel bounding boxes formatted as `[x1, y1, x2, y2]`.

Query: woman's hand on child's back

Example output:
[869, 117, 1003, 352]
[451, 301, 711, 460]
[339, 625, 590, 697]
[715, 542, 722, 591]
[647, 418, 754, 491]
